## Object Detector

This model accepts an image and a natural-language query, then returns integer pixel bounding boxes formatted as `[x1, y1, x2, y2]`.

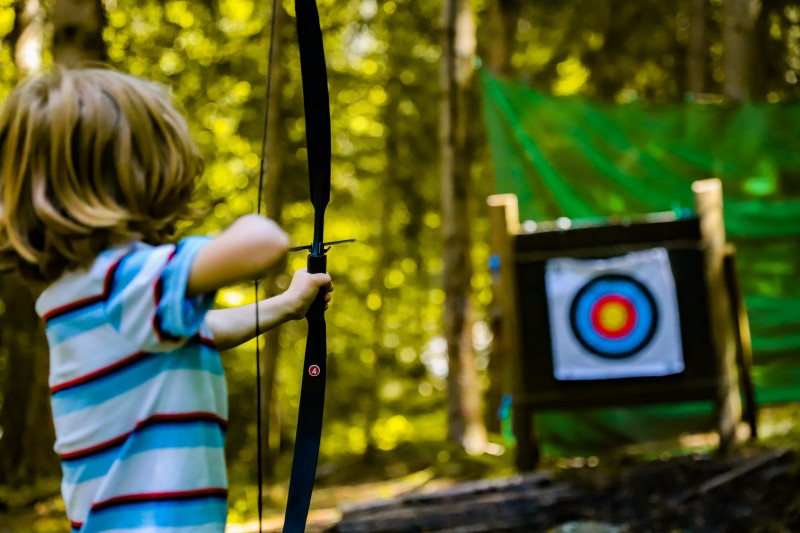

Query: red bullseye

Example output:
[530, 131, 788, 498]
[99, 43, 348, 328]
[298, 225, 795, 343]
[590, 294, 637, 339]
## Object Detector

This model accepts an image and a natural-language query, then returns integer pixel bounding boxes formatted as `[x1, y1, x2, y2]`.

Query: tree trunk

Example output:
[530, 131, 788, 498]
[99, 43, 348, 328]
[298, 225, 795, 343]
[0, 0, 48, 487]
[484, 0, 520, 433]
[0, 0, 109, 489]
[11, 0, 45, 75]
[440, 0, 487, 453]
[0, 278, 58, 485]
[259, 0, 288, 480]
[487, 0, 520, 76]
[751, 0, 773, 100]
[362, 209, 389, 461]
[362, 73, 406, 459]
[687, 0, 708, 96]
[52, 0, 107, 67]
[722, 0, 762, 101]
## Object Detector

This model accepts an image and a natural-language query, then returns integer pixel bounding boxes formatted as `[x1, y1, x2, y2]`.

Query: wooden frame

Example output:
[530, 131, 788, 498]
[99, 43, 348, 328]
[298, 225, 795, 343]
[488, 180, 757, 471]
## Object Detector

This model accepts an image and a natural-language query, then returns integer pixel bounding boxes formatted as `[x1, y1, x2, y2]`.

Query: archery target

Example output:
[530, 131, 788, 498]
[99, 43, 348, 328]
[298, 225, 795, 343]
[569, 274, 658, 359]
[545, 248, 684, 381]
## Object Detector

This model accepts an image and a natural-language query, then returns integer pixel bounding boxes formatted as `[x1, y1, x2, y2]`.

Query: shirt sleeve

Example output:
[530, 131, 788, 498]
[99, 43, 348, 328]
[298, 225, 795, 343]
[106, 237, 216, 351]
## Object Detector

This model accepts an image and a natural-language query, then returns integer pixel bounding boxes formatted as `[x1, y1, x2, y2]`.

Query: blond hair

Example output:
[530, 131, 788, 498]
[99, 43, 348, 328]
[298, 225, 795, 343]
[0, 68, 203, 283]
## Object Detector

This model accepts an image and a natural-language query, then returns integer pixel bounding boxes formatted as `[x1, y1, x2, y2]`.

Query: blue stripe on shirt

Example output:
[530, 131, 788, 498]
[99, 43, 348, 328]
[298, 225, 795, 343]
[62, 419, 226, 485]
[82, 495, 227, 533]
[105, 247, 156, 332]
[46, 303, 107, 344]
[158, 237, 216, 339]
[51, 344, 223, 417]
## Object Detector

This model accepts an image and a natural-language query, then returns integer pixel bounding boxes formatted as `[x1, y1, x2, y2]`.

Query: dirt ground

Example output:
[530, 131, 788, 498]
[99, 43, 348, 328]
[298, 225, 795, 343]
[2, 434, 799, 532]
[329, 445, 800, 533]
[534, 446, 799, 533]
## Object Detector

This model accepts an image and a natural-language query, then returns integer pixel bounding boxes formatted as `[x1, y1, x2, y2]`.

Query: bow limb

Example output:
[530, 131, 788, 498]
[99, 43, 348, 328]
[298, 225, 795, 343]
[283, 0, 332, 530]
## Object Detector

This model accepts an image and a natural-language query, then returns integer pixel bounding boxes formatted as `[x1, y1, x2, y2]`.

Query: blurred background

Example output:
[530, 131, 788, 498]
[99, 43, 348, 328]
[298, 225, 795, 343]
[0, 0, 799, 531]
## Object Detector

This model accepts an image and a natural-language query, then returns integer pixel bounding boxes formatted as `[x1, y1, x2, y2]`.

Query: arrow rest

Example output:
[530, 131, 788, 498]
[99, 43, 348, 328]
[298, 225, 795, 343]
[289, 238, 356, 253]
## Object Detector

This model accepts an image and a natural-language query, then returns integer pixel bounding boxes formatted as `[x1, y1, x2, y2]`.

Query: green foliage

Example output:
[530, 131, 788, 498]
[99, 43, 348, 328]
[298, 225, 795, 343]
[79, 0, 464, 465]
[508, 0, 800, 102]
[2, 1, 800, 526]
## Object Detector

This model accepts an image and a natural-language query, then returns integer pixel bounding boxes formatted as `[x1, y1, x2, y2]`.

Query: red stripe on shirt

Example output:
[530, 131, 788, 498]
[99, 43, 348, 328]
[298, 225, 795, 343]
[91, 487, 228, 512]
[60, 412, 228, 461]
[50, 335, 217, 396]
[140, 412, 228, 430]
[50, 351, 150, 395]
[192, 334, 217, 350]
[42, 257, 124, 323]
[152, 249, 179, 342]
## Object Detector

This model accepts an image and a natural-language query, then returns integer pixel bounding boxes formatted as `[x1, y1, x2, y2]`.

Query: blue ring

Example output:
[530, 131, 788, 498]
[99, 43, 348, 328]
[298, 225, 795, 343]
[569, 274, 659, 359]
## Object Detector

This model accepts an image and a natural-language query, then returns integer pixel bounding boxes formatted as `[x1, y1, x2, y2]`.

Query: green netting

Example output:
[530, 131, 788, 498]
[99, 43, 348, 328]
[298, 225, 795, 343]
[481, 69, 800, 454]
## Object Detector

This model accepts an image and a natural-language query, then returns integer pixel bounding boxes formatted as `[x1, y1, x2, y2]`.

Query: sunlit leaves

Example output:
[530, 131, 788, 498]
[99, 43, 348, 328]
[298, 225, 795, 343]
[0, 1, 14, 38]
[552, 57, 589, 96]
[219, 0, 260, 35]
[166, 1, 195, 29]
[371, 415, 413, 451]
[0, 0, 480, 466]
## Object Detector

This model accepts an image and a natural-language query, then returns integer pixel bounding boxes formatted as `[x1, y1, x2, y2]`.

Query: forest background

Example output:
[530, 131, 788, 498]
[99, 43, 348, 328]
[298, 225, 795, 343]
[0, 0, 798, 530]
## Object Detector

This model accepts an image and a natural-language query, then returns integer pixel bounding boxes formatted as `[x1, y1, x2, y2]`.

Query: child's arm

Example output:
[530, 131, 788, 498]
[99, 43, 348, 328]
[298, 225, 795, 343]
[186, 214, 291, 297]
[205, 269, 332, 350]
[183, 214, 332, 350]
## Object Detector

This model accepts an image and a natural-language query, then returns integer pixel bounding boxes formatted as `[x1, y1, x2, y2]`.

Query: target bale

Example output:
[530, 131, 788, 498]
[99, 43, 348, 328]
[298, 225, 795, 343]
[488, 180, 755, 471]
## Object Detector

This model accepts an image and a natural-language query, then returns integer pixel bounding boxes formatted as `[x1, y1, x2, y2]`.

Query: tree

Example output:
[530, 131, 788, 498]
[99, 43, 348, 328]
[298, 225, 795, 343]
[52, 0, 107, 67]
[723, 0, 762, 101]
[9, 0, 43, 75]
[688, 0, 709, 96]
[487, 0, 520, 77]
[440, 0, 486, 452]
[0, 0, 110, 489]
[0, 0, 53, 488]
[484, 0, 520, 433]
[259, 0, 289, 480]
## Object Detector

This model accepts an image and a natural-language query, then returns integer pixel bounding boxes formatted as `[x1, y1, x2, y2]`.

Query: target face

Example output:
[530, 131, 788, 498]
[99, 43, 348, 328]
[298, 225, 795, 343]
[546, 248, 684, 381]
[569, 274, 659, 359]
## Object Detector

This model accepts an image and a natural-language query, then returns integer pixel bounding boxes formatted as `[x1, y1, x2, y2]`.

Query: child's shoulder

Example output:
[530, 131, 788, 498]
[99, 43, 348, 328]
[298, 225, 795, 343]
[35, 238, 209, 320]
[34, 243, 144, 320]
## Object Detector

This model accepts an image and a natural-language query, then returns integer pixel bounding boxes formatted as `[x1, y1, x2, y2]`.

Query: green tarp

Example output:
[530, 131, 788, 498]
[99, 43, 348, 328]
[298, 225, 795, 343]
[481, 70, 800, 455]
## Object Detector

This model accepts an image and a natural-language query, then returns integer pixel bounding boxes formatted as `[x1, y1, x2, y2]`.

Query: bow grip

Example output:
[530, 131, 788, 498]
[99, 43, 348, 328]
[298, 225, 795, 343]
[306, 253, 328, 320]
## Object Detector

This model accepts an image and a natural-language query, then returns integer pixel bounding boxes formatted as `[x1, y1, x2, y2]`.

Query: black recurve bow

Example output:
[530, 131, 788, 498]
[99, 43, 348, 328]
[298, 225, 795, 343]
[284, 0, 333, 530]
[258, 0, 343, 530]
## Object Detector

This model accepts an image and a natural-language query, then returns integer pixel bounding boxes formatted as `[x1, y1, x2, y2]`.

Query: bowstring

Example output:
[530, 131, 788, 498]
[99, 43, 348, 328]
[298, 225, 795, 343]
[256, 0, 281, 530]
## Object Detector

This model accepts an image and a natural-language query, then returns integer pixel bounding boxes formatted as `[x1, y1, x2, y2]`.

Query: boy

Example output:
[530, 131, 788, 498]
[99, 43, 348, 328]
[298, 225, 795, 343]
[0, 68, 331, 531]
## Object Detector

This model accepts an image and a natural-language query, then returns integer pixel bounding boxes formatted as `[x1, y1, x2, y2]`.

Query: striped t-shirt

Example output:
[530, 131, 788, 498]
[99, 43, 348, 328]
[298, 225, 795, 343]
[35, 237, 228, 532]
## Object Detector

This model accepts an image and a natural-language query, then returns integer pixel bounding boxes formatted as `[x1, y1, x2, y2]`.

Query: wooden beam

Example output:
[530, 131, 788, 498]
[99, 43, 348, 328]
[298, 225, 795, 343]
[692, 178, 742, 455]
[488, 194, 538, 470]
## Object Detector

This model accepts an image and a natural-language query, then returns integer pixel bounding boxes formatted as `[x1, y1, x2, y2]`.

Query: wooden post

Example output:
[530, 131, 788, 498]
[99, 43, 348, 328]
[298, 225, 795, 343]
[692, 179, 742, 455]
[724, 247, 758, 439]
[488, 194, 538, 470]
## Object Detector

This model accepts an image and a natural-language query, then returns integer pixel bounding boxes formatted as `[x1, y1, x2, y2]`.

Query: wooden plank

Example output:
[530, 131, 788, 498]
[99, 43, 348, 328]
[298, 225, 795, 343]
[692, 179, 742, 455]
[515, 217, 702, 254]
[335, 485, 578, 533]
[723, 247, 758, 439]
[515, 379, 719, 410]
[486, 195, 519, 432]
[487, 194, 540, 470]
[515, 239, 706, 264]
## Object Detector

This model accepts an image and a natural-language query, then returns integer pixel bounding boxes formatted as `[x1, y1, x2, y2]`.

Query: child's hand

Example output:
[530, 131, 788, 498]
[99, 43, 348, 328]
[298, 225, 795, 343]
[284, 268, 333, 320]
